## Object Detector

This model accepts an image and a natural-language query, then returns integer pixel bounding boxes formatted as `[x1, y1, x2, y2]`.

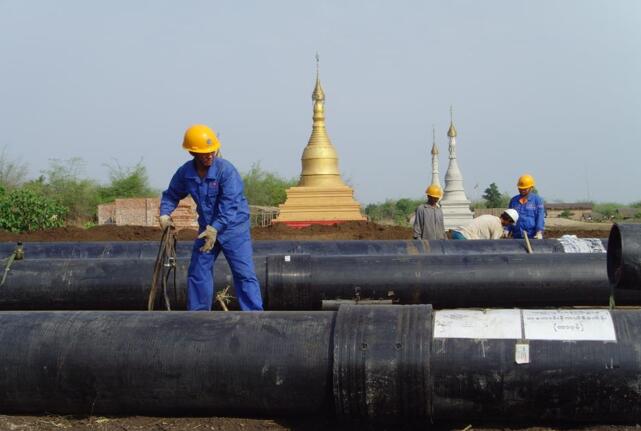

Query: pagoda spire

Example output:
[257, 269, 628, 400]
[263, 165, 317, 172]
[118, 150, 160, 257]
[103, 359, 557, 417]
[298, 55, 345, 187]
[275, 56, 365, 225]
[440, 106, 473, 229]
[430, 126, 441, 188]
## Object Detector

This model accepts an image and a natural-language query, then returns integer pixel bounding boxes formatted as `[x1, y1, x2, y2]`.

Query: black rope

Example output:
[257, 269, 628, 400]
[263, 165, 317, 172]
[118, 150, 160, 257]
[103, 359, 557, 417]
[148, 226, 178, 311]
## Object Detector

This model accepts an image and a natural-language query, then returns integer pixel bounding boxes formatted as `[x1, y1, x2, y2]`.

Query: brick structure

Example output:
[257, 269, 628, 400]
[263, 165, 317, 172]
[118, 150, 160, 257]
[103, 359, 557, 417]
[98, 197, 198, 229]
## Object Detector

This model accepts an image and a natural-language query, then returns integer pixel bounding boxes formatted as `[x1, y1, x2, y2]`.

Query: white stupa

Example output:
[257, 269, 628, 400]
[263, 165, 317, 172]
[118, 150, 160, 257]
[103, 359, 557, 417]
[430, 127, 441, 188]
[440, 109, 473, 229]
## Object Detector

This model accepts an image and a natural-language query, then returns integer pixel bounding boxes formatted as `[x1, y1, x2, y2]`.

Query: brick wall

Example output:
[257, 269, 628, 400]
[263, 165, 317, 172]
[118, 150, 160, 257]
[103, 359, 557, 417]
[97, 197, 198, 229]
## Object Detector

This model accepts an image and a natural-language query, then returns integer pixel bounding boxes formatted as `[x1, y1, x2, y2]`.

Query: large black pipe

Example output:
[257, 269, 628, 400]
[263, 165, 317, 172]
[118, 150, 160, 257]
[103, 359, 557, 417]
[0, 257, 252, 310]
[0, 238, 607, 260]
[2, 253, 639, 310]
[608, 223, 641, 290]
[265, 253, 641, 309]
[1, 305, 641, 425]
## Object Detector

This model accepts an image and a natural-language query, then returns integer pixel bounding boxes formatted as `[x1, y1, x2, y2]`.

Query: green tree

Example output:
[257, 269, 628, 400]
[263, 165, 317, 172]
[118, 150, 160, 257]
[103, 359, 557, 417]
[365, 198, 424, 226]
[98, 161, 157, 203]
[0, 188, 67, 232]
[482, 183, 503, 208]
[0, 146, 27, 190]
[32, 158, 100, 222]
[242, 163, 297, 207]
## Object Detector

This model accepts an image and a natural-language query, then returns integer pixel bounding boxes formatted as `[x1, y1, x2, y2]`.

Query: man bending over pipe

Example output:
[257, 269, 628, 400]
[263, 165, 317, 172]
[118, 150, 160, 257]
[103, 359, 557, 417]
[159, 125, 263, 311]
[450, 209, 518, 240]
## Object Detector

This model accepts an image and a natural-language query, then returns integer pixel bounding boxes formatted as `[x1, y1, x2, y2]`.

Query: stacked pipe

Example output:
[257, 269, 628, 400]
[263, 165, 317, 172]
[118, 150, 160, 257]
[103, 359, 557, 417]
[1, 304, 641, 425]
[0, 237, 607, 259]
[2, 225, 641, 424]
[3, 252, 641, 310]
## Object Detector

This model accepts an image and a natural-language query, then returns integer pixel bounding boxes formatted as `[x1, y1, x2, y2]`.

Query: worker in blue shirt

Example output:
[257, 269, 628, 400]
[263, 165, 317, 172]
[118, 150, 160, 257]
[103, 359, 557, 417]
[506, 174, 545, 240]
[159, 124, 263, 311]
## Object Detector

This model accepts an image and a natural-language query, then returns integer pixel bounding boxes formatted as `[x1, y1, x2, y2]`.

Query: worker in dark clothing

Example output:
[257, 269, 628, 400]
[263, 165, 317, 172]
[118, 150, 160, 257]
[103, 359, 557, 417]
[413, 184, 445, 240]
[159, 124, 263, 311]
[506, 174, 545, 240]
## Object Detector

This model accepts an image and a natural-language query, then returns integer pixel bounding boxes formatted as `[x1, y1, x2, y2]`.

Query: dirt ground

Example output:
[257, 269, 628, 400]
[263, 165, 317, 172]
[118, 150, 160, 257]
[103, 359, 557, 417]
[0, 221, 619, 430]
[0, 220, 612, 242]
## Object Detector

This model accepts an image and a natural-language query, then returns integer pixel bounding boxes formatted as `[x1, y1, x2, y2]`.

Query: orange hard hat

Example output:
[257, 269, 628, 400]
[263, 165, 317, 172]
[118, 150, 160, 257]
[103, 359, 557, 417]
[517, 174, 536, 190]
[182, 124, 221, 153]
[425, 184, 443, 199]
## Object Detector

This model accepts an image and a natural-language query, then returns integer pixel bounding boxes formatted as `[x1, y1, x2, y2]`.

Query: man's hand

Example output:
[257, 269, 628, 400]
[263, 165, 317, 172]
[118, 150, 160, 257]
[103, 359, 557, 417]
[198, 225, 218, 252]
[159, 215, 174, 230]
[534, 231, 543, 240]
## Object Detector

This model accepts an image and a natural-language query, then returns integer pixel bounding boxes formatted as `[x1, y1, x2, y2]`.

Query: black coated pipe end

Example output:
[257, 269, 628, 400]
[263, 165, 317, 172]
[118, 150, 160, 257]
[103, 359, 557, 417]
[333, 304, 432, 425]
[266, 254, 321, 310]
[608, 223, 641, 289]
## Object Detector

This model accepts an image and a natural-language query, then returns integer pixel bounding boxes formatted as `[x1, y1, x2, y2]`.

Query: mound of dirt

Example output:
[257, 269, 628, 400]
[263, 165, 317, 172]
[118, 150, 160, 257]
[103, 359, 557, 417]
[251, 221, 413, 240]
[0, 220, 610, 242]
[0, 225, 199, 242]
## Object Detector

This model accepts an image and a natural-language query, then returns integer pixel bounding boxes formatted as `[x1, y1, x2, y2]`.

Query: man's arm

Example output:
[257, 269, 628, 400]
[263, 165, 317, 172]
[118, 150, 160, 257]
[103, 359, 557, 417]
[210, 164, 244, 234]
[436, 209, 445, 239]
[535, 196, 545, 238]
[491, 219, 504, 239]
[412, 207, 423, 239]
[160, 170, 187, 216]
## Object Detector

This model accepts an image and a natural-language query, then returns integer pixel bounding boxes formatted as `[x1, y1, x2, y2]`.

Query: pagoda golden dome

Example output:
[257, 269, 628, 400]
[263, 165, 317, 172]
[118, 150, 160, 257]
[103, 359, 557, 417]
[298, 68, 346, 188]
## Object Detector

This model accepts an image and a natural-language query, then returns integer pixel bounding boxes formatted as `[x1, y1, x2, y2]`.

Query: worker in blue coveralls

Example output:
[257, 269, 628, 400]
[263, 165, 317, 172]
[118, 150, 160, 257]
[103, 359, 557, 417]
[506, 174, 545, 240]
[159, 124, 263, 311]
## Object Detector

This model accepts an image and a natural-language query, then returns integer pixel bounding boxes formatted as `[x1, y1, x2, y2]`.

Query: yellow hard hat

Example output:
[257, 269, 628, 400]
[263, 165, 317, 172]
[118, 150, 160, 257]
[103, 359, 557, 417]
[517, 174, 536, 190]
[425, 184, 443, 199]
[182, 124, 221, 153]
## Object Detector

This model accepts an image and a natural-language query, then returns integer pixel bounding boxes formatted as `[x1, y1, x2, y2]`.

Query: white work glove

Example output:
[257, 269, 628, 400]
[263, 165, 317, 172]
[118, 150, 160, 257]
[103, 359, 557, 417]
[534, 231, 543, 240]
[198, 225, 218, 252]
[159, 214, 174, 230]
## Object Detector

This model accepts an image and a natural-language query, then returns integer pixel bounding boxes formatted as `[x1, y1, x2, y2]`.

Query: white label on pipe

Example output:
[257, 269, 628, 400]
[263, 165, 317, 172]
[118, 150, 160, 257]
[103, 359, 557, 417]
[434, 309, 522, 339]
[515, 343, 530, 364]
[522, 310, 616, 341]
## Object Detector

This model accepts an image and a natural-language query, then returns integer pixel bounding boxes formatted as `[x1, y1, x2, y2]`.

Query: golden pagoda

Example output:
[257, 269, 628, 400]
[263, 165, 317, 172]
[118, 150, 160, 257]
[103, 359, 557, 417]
[275, 59, 366, 226]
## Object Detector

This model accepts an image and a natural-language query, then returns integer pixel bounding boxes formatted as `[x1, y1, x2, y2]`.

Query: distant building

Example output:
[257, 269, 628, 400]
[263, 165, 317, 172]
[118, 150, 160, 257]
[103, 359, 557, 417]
[545, 203, 593, 221]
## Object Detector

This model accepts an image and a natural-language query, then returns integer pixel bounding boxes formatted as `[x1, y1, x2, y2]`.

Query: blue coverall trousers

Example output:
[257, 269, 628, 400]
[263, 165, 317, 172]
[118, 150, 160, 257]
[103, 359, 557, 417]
[187, 228, 263, 311]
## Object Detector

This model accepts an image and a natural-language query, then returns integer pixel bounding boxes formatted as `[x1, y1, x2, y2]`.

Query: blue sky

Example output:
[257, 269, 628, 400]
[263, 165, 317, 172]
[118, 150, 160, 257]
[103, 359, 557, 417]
[1, 1, 639, 204]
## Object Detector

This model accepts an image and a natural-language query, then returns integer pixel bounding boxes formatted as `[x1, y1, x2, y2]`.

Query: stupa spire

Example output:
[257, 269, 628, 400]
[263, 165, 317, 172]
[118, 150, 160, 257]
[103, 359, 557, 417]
[440, 107, 473, 229]
[447, 105, 458, 138]
[275, 56, 366, 225]
[298, 55, 345, 187]
[430, 126, 441, 188]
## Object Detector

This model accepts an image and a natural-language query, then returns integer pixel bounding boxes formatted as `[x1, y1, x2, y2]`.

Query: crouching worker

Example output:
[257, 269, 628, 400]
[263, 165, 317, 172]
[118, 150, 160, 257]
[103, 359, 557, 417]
[450, 209, 519, 240]
[159, 124, 263, 311]
[413, 184, 446, 240]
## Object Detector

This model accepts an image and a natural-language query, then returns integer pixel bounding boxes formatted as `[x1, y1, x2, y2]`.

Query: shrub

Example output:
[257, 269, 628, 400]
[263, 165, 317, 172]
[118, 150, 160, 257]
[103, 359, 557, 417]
[242, 163, 297, 207]
[593, 203, 623, 219]
[0, 188, 67, 232]
[559, 210, 574, 219]
[365, 198, 424, 226]
[98, 160, 157, 203]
